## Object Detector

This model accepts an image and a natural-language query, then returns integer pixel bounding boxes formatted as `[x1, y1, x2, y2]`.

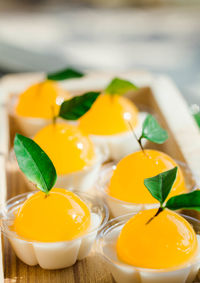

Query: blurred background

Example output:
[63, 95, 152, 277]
[0, 0, 200, 107]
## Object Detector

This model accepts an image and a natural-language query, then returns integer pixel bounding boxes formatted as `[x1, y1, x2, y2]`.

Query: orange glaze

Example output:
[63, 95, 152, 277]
[34, 123, 95, 175]
[16, 80, 70, 119]
[117, 209, 198, 269]
[108, 150, 187, 203]
[79, 94, 138, 135]
[13, 189, 91, 242]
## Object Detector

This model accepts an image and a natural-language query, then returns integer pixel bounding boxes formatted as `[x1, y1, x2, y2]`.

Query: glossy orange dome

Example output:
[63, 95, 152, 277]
[117, 209, 198, 269]
[108, 150, 187, 203]
[13, 189, 91, 242]
[79, 94, 138, 135]
[34, 123, 95, 175]
[16, 80, 69, 119]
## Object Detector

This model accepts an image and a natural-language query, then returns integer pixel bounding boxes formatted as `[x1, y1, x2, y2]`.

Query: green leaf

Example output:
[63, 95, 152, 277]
[105, 77, 138, 95]
[47, 67, 84, 81]
[59, 91, 100, 120]
[141, 114, 168, 144]
[193, 112, 200, 128]
[166, 190, 200, 211]
[14, 134, 57, 194]
[144, 167, 178, 206]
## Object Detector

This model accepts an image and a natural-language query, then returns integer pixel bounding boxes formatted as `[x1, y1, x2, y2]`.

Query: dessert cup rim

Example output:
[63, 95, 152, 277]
[96, 211, 200, 273]
[1, 190, 109, 245]
[97, 159, 197, 207]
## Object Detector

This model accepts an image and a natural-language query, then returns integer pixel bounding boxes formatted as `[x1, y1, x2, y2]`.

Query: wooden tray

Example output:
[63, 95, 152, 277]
[1, 71, 200, 283]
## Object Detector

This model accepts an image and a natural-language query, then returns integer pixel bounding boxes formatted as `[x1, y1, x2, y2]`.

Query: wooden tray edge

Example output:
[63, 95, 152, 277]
[150, 75, 200, 184]
[0, 155, 6, 282]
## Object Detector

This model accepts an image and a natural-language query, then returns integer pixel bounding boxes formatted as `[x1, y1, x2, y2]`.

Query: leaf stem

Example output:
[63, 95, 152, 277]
[44, 192, 49, 198]
[36, 80, 45, 95]
[53, 115, 57, 125]
[51, 105, 57, 125]
[146, 206, 164, 225]
[138, 136, 145, 153]
[128, 122, 146, 155]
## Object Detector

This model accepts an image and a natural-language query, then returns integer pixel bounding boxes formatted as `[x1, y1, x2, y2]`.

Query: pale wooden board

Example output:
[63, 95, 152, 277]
[151, 76, 200, 185]
[0, 71, 200, 282]
[0, 156, 7, 207]
[0, 156, 6, 283]
[0, 78, 8, 282]
[0, 71, 154, 94]
[0, 105, 9, 156]
[0, 81, 9, 283]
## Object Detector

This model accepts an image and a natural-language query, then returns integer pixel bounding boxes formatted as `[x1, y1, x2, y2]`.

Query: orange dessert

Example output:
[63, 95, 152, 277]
[79, 94, 138, 135]
[108, 150, 187, 204]
[117, 208, 197, 269]
[16, 80, 69, 119]
[13, 188, 90, 242]
[2, 133, 106, 270]
[34, 123, 95, 175]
